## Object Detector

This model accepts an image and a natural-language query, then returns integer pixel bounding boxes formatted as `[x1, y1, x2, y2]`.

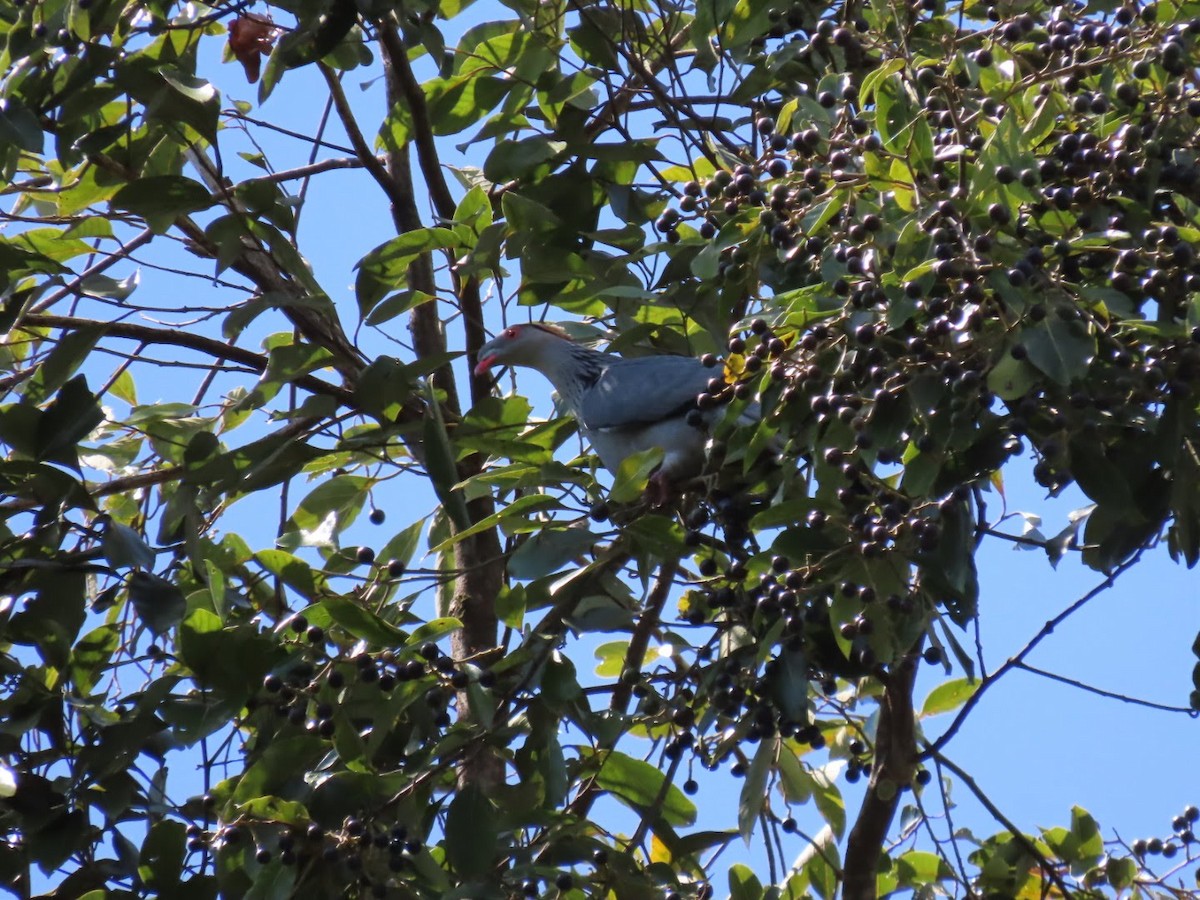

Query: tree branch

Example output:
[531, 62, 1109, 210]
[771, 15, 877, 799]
[376, 19, 493, 407]
[20, 313, 352, 403]
[369, 17, 499, 794]
[236, 156, 368, 189]
[31, 227, 155, 314]
[1014, 661, 1194, 714]
[563, 558, 679, 822]
[922, 550, 1144, 759]
[317, 64, 412, 215]
[378, 21, 457, 221]
[932, 752, 1075, 897]
[843, 658, 918, 900]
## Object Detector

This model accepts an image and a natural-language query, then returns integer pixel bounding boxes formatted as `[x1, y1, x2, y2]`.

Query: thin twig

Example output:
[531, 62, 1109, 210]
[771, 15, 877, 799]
[318, 64, 409, 214]
[921, 550, 1144, 759]
[932, 752, 1076, 898]
[1014, 661, 1196, 715]
[20, 313, 352, 404]
[31, 227, 155, 314]
[236, 156, 367, 190]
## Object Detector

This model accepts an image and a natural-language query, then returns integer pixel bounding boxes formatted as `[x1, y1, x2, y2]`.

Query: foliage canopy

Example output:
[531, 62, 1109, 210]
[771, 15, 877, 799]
[1, 0, 1200, 896]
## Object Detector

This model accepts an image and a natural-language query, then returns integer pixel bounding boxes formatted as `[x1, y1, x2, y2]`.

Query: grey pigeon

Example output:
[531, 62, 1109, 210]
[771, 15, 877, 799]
[474, 323, 736, 503]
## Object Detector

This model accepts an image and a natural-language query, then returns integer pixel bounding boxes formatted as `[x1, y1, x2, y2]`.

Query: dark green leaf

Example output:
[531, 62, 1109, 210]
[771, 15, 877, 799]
[1106, 856, 1137, 890]
[424, 73, 510, 135]
[35, 375, 104, 470]
[423, 387, 471, 531]
[102, 520, 157, 570]
[444, 785, 497, 877]
[354, 229, 460, 315]
[0, 98, 44, 152]
[24, 326, 106, 405]
[484, 136, 566, 182]
[128, 572, 187, 635]
[321, 595, 409, 646]
[1021, 319, 1095, 386]
[738, 738, 773, 843]
[110, 177, 214, 231]
[138, 819, 185, 887]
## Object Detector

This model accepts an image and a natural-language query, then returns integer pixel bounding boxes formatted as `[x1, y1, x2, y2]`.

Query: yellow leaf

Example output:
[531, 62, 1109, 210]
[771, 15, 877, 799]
[650, 833, 671, 865]
[990, 469, 1005, 501]
[724, 353, 746, 381]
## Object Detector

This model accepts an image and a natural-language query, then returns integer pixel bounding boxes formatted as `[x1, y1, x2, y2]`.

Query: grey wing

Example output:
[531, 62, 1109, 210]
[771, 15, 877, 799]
[578, 356, 714, 430]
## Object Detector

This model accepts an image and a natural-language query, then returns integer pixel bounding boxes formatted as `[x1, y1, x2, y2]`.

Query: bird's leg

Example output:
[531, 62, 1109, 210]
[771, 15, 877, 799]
[644, 470, 674, 508]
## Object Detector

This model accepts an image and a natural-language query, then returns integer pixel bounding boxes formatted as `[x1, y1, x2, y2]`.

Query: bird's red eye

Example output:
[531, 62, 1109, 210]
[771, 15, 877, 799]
[503, 326, 518, 338]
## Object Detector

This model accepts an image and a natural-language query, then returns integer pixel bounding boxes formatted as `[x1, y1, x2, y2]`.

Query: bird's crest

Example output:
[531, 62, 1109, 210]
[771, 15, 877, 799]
[527, 322, 574, 341]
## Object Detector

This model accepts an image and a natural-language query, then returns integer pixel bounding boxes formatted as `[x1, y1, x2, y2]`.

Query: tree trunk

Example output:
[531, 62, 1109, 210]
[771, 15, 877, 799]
[843, 658, 919, 899]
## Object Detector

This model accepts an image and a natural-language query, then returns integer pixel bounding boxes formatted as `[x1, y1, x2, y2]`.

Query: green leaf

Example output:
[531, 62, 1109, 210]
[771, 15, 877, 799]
[610, 447, 664, 503]
[810, 766, 845, 839]
[253, 550, 326, 603]
[0, 98, 44, 152]
[507, 526, 597, 580]
[738, 738, 773, 844]
[110, 177, 214, 232]
[138, 819, 185, 888]
[102, 520, 157, 570]
[801, 192, 847, 236]
[896, 849, 951, 887]
[128, 572, 186, 635]
[424, 73, 510, 135]
[805, 833, 840, 900]
[1106, 855, 1137, 890]
[729, 862, 764, 900]
[354, 229, 461, 316]
[1070, 805, 1103, 862]
[769, 648, 809, 724]
[777, 744, 812, 805]
[408, 617, 462, 647]
[986, 352, 1039, 401]
[24, 326, 106, 405]
[35, 374, 104, 470]
[1021, 319, 1095, 386]
[354, 355, 414, 422]
[321, 595, 408, 646]
[81, 270, 140, 301]
[594, 640, 632, 678]
[277, 475, 369, 551]
[429, 493, 560, 553]
[423, 392, 474, 534]
[859, 58, 905, 104]
[920, 678, 978, 717]
[484, 136, 566, 182]
[444, 785, 497, 877]
[232, 796, 310, 827]
[377, 100, 413, 153]
[722, 0, 774, 47]
[363, 290, 435, 326]
[70, 624, 119, 695]
[588, 749, 696, 827]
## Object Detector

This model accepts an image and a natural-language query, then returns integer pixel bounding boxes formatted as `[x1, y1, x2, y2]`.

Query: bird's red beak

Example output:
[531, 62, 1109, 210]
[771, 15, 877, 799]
[474, 354, 497, 377]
